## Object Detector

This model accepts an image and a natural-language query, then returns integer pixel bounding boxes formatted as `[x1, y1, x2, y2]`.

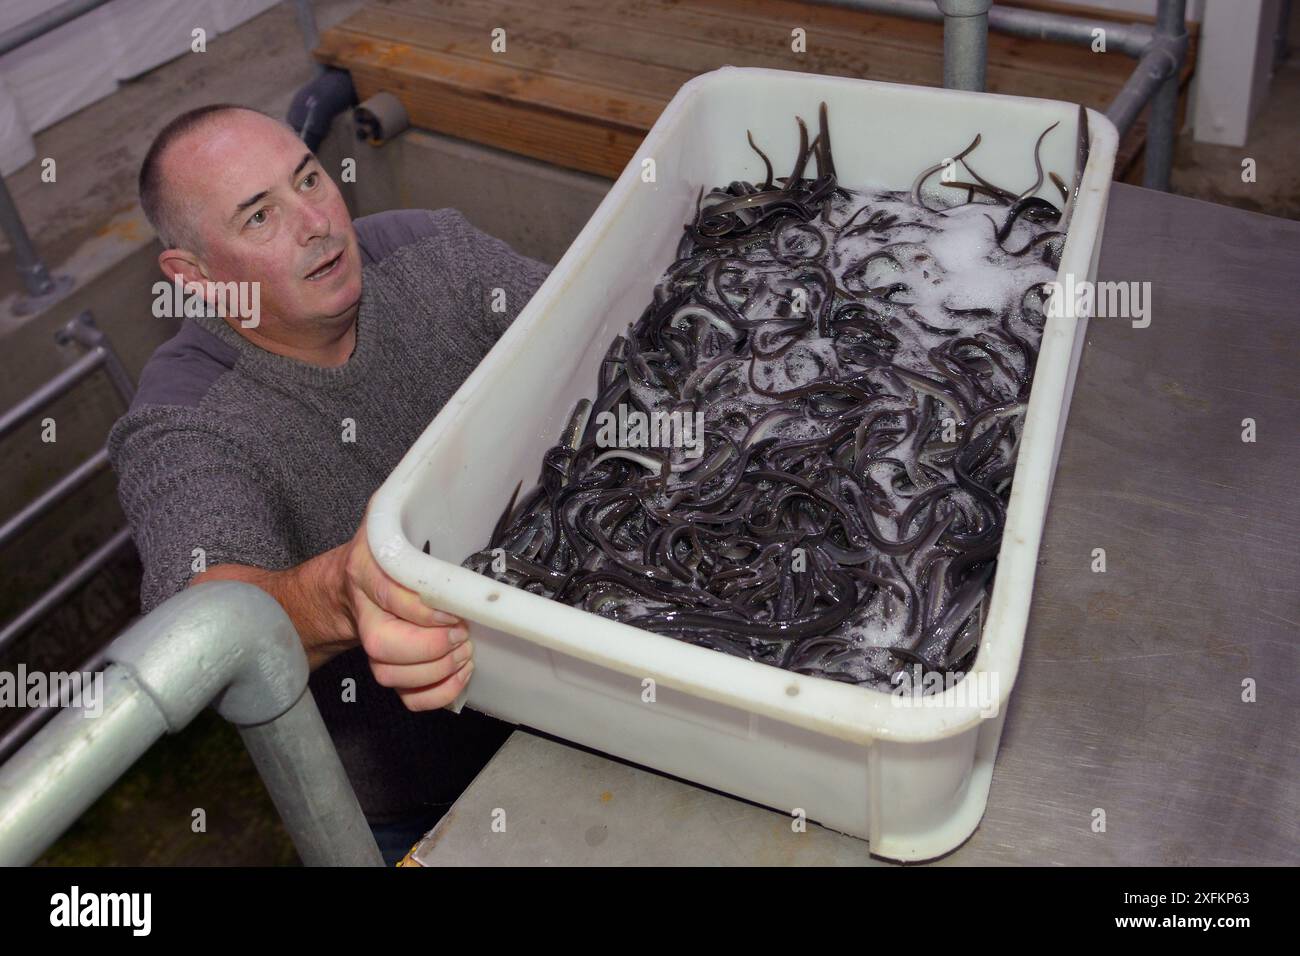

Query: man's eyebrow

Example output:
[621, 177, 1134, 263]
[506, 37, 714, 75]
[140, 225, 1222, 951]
[231, 154, 317, 221]
[233, 190, 269, 219]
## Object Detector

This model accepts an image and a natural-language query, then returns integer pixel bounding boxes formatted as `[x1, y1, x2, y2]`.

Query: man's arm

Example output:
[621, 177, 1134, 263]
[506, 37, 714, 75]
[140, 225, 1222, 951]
[193, 513, 474, 709]
[110, 413, 473, 710]
[190, 540, 352, 670]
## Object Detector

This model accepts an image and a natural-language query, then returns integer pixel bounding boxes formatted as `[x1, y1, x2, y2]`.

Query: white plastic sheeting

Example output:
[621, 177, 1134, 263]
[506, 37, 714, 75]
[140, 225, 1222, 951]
[0, 0, 281, 175]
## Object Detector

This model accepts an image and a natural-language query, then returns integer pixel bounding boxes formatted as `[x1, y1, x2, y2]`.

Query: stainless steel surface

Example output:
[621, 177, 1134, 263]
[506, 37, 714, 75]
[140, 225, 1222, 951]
[413, 182, 1300, 866]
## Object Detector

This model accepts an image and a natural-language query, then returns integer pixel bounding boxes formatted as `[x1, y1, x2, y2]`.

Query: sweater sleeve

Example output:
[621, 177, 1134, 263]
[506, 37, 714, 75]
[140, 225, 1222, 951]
[108, 407, 296, 614]
[430, 208, 553, 348]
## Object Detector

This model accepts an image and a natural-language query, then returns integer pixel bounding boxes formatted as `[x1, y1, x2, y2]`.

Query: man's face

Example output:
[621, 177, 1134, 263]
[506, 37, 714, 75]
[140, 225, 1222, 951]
[163, 110, 362, 339]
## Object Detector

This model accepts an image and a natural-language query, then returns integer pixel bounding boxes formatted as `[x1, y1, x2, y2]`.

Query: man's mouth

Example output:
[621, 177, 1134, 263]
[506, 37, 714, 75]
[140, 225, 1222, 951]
[305, 250, 343, 281]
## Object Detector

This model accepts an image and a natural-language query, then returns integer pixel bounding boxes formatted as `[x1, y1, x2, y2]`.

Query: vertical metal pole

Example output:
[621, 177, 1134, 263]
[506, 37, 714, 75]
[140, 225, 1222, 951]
[1276, 0, 1292, 65]
[936, 0, 992, 91]
[0, 175, 55, 298]
[1143, 0, 1187, 191]
[237, 693, 383, 866]
[293, 0, 326, 78]
[56, 311, 136, 405]
[0, 583, 384, 866]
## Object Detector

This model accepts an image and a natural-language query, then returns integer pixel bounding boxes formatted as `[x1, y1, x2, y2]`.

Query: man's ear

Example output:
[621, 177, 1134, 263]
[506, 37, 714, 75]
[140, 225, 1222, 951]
[158, 248, 208, 287]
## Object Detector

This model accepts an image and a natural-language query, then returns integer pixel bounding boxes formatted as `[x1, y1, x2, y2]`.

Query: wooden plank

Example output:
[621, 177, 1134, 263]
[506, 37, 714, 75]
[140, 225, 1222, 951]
[316, 0, 1196, 181]
[318, 46, 648, 176]
[361, 0, 1137, 95]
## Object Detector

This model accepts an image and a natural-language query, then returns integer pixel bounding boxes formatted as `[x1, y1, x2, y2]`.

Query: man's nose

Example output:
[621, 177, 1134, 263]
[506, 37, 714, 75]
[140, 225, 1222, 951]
[295, 199, 332, 243]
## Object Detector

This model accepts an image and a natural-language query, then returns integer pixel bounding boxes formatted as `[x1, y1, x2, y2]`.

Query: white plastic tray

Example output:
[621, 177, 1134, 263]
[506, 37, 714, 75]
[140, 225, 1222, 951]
[369, 66, 1118, 861]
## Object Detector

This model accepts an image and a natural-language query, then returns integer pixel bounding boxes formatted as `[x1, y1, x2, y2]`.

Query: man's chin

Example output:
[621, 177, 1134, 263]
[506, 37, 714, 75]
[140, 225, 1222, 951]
[302, 268, 362, 321]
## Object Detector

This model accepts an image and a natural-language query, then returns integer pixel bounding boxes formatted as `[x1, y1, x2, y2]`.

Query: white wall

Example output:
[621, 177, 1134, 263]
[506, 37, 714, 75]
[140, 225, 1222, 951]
[0, 0, 282, 175]
[1192, 0, 1283, 145]
[1008, 0, 1288, 145]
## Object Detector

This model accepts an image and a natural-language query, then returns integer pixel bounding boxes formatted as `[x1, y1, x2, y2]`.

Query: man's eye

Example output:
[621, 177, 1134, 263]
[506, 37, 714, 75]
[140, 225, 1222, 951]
[248, 209, 268, 227]
[302, 172, 318, 189]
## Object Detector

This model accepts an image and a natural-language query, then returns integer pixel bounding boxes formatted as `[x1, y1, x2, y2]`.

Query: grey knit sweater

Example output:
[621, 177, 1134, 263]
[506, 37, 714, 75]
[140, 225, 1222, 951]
[108, 208, 551, 823]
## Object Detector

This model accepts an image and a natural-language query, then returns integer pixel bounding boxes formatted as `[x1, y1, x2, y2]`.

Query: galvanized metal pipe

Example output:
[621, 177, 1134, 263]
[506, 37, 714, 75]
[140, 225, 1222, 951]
[0, 649, 111, 767]
[0, 348, 104, 441]
[0, 311, 138, 651]
[0, 1, 113, 303]
[811, 0, 1156, 56]
[1142, 0, 1188, 191]
[0, 528, 132, 654]
[239, 694, 383, 866]
[0, 582, 383, 866]
[56, 311, 136, 405]
[0, 666, 167, 865]
[937, 0, 992, 91]
[0, 175, 55, 299]
[0, 0, 113, 57]
[0, 448, 109, 551]
[811, 0, 1188, 191]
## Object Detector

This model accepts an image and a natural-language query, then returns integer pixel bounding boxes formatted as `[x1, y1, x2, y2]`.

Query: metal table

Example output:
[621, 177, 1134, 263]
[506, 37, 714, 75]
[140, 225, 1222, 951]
[408, 182, 1300, 866]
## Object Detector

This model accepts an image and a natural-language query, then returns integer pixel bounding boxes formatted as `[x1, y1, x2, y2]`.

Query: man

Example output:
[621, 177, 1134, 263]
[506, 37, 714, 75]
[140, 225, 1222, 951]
[108, 103, 551, 864]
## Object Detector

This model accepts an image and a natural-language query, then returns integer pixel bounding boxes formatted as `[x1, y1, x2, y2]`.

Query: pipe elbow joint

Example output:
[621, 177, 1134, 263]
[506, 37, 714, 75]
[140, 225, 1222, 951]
[936, 0, 993, 17]
[106, 581, 309, 731]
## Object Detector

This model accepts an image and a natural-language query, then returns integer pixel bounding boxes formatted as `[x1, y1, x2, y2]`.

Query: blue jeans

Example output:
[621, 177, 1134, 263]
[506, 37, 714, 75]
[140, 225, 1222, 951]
[369, 808, 447, 866]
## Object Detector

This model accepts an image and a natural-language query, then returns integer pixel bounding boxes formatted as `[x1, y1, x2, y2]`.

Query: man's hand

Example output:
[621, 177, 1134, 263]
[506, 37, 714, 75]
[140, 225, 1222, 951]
[190, 515, 473, 711]
[337, 523, 474, 711]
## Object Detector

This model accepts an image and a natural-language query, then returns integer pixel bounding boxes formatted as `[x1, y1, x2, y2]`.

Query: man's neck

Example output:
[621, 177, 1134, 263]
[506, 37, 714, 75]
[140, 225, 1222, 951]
[226, 310, 358, 368]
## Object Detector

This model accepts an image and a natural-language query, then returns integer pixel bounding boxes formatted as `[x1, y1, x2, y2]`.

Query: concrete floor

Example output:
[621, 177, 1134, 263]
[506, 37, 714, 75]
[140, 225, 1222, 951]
[1170, 14, 1300, 219]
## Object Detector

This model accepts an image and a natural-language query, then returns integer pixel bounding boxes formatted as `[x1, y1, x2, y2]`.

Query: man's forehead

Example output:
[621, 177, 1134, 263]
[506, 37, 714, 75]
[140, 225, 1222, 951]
[166, 112, 306, 195]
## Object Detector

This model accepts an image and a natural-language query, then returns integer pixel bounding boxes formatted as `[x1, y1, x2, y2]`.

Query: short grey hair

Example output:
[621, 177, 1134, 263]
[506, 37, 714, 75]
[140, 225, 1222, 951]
[138, 104, 286, 251]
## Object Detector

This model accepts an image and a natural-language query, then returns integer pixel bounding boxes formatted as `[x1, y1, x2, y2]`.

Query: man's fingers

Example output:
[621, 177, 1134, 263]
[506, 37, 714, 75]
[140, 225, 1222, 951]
[396, 660, 475, 712]
[369, 571, 458, 627]
[357, 604, 469, 665]
[370, 641, 473, 690]
[350, 530, 460, 628]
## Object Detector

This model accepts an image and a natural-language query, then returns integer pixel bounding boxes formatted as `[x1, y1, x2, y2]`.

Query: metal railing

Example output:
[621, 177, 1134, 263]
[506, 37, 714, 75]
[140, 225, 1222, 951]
[0, 581, 383, 866]
[814, 0, 1191, 191]
[0, 312, 135, 659]
[0, 311, 136, 763]
[0, 0, 113, 311]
